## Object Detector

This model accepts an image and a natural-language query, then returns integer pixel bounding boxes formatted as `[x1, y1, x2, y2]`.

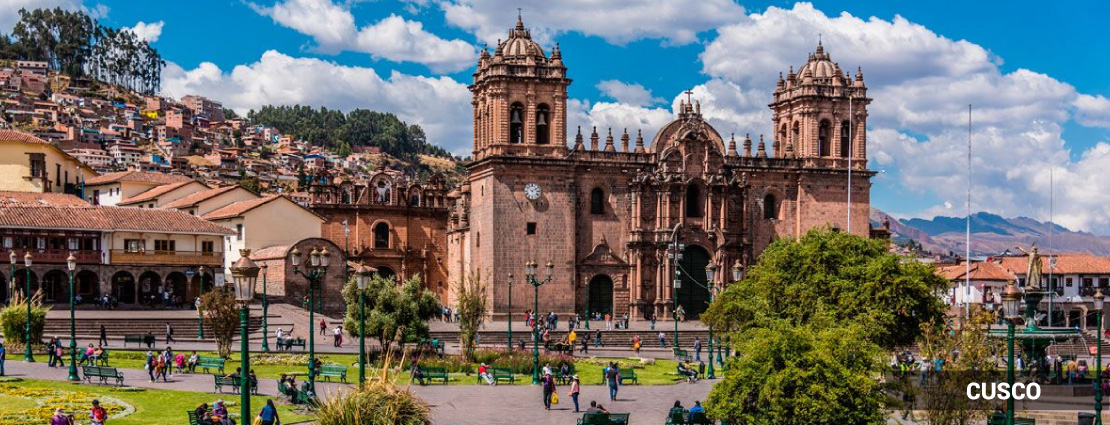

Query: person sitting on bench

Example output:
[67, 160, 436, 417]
[677, 363, 698, 382]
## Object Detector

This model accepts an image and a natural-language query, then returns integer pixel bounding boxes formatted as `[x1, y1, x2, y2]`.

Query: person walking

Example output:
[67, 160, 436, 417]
[50, 408, 70, 425]
[541, 372, 557, 410]
[605, 362, 621, 401]
[658, 331, 666, 348]
[53, 342, 65, 368]
[146, 351, 156, 382]
[694, 337, 702, 361]
[594, 329, 603, 348]
[333, 326, 343, 348]
[46, 337, 57, 367]
[257, 399, 280, 425]
[319, 319, 327, 336]
[650, 312, 656, 331]
[99, 325, 108, 347]
[570, 375, 581, 412]
[0, 342, 6, 376]
[165, 322, 175, 344]
[604, 313, 612, 331]
[89, 400, 108, 425]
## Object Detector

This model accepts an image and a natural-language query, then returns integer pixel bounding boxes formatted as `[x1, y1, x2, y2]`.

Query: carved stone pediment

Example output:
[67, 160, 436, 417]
[582, 237, 628, 266]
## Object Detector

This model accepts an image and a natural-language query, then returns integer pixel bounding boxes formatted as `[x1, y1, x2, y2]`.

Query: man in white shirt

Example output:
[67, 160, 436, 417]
[333, 326, 343, 348]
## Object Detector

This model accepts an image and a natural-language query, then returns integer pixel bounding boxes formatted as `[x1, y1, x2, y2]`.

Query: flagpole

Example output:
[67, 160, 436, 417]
[965, 104, 971, 321]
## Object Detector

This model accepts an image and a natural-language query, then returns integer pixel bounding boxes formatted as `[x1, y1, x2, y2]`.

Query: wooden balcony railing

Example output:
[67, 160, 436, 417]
[20, 249, 101, 265]
[109, 250, 223, 267]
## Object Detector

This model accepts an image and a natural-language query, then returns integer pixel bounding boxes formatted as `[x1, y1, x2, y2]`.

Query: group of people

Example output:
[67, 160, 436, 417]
[145, 347, 192, 382]
[192, 398, 281, 425]
[49, 399, 107, 425]
[440, 306, 460, 322]
[273, 327, 299, 351]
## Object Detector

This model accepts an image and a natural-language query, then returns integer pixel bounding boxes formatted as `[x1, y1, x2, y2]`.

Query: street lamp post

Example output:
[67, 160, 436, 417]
[354, 262, 375, 385]
[66, 253, 79, 381]
[290, 246, 329, 391]
[584, 274, 590, 330]
[669, 242, 684, 350]
[1002, 280, 1023, 425]
[230, 249, 260, 425]
[197, 266, 206, 340]
[507, 273, 514, 350]
[260, 263, 269, 352]
[7, 251, 13, 304]
[525, 261, 554, 385]
[1096, 289, 1105, 425]
[24, 252, 34, 362]
[704, 263, 717, 379]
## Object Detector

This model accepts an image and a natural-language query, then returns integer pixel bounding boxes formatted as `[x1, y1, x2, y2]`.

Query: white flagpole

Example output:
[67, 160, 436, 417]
[965, 104, 971, 320]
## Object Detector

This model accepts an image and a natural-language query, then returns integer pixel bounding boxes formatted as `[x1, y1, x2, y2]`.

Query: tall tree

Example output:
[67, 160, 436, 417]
[342, 274, 440, 353]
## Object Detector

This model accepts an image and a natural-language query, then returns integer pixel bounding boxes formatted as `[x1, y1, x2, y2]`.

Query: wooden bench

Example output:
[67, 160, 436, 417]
[414, 366, 448, 384]
[197, 356, 226, 374]
[987, 413, 1035, 425]
[557, 363, 577, 385]
[577, 412, 630, 425]
[619, 368, 638, 385]
[491, 366, 516, 384]
[81, 365, 124, 386]
[673, 348, 691, 362]
[214, 375, 255, 394]
[318, 364, 348, 383]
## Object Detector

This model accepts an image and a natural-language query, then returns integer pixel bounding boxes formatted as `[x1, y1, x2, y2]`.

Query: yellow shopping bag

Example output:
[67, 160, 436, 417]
[252, 416, 263, 425]
[551, 392, 559, 404]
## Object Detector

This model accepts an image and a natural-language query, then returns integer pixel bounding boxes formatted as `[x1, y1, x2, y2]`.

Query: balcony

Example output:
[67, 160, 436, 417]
[23, 249, 101, 265]
[110, 250, 223, 267]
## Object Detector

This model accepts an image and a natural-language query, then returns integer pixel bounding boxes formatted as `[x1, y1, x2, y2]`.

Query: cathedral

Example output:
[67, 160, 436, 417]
[445, 17, 875, 321]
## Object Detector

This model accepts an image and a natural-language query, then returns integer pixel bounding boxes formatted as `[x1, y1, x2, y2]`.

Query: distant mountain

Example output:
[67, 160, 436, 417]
[871, 208, 1110, 257]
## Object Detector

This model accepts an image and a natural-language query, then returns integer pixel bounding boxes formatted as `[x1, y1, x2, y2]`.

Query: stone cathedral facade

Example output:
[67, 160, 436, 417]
[446, 17, 874, 320]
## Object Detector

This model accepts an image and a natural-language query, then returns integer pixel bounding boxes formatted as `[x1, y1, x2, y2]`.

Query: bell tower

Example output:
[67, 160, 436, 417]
[470, 14, 571, 160]
[769, 41, 870, 162]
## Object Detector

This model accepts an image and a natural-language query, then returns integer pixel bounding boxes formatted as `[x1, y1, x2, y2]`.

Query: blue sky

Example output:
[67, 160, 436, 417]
[8, 0, 1110, 234]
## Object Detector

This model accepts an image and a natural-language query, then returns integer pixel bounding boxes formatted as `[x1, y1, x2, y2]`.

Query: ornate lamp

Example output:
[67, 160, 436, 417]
[230, 249, 260, 303]
[732, 260, 743, 281]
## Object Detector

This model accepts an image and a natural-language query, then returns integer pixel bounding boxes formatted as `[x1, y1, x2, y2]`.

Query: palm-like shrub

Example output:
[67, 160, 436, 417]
[0, 290, 49, 346]
[315, 340, 431, 425]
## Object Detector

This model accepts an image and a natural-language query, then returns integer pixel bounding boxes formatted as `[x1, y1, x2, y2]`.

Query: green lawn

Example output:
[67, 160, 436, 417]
[20, 351, 362, 380]
[399, 357, 692, 386]
[0, 378, 314, 425]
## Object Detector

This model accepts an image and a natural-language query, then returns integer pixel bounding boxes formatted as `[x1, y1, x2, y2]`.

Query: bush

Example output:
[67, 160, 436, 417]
[0, 291, 48, 345]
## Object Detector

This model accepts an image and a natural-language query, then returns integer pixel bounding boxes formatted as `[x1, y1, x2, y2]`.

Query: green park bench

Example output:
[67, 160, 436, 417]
[548, 343, 574, 355]
[123, 334, 145, 347]
[94, 349, 111, 367]
[419, 339, 446, 356]
[214, 374, 255, 394]
[557, 363, 577, 385]
[81, 365, 124, 386]
[196, 356, 226, 374]
[618, 368, 638, 385]
[665, 411, 713, 425]
[491, 366, 516, 384]
[987, 413, 1035, 425]
[284, 338, 306, 351]
[187, 410, 201, 425]
[415, 366, 448, 384]
[673, 348, 691, 362]
[578, 412, 630, 425]
[276, 380, 316, 406]
[318, 364, 348, 383]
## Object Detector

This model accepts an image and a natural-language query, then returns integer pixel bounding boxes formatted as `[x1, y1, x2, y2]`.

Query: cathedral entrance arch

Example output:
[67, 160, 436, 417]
[112, 271, 136, 304]
[588, 275, 614, 316]
[41, 269, 67, 302]
[677, 245, 712, 319]
[375, 266, 396, 281]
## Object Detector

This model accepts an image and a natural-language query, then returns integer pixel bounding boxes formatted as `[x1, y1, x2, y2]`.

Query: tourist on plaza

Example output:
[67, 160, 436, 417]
[585, 401, 608, 414]
[155, 351, 169, 382]
[688, 401, 705, 414]
[649, 313, 656, 331]
[257, 399, 280, 425]
[80, 344, 95, 365]
[163, 347, 175, 376]
[188, 351, 199, 373]
[580, 335, 588, 354]
[332, 326, 343, 348]
[51, 408, 70, 425]
[570, 375, 581, 412]
[632, 336, 641, 355]
[99, 325, 108, 346]
[411, 362, 426, 386]
[541, 372, 557, 410]
[694, 337, 702, 361]
[46, 337, 58, 366]
[319, 319, 327, 335]
[212, 400, 232, 425]
[146, 351, 156, 382]
[52, 340, 66, 368]
[669, 401, 685, 418]
[165, 322, 175, 344]
[595, 329, 603, 347]
[658, 331, 666, 348]
[89, 400, 107, 425]
[477, 363, 493, 385]
[677, 362, 697, 382]
[542, 363, 553, 376]
[604, 313, 612, 330]
[144, 331, 154, 349]
[275, 328, 284, 351]
[0, 342, 6, 376]
[604, 362, 621, 400]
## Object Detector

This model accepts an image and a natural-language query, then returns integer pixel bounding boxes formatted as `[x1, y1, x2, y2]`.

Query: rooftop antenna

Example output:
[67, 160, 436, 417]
[1048, 167, 1055, 325]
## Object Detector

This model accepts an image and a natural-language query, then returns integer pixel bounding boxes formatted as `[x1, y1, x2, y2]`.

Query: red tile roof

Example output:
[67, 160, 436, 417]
[118, 181, 206, 206]
[85, 170, 193, 186]
[0, 191, 90, 206]
[250, 245, 290, 260]
[0, 129, 49, 145]
[938, 260, 1014, 281]
[161, 185, 243, 209]
[995, 253, 1110, 275]
[0, 204, 234, 235]
[202, 194, 322, 221]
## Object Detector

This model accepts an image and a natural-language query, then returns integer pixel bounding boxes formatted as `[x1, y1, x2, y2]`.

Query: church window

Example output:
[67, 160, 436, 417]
[840, 121, 850, 158]
[685, 185, 703, 218]
[791, 121, 800, 153]
[510, 103, 524, 144]
[536, 104, 550, 144]
[590, 188, 605, 215]
[763, 194, 778, 220]
[818, 120, 831, 156]
[374, 222, 390, 249]
[527, 222, 537, 235]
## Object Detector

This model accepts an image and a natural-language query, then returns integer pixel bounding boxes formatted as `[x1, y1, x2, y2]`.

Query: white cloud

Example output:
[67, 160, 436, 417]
[161, 50, 473, 156]
[251, 0, 474, 72]
[0, 0, 82, 33]
[440, 0, 745, 46]
[124, 21, 164, 43]
[595, 80, 663, 107]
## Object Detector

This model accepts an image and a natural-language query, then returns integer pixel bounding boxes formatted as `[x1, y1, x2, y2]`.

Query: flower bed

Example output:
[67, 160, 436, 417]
[0, 385, 133, 425]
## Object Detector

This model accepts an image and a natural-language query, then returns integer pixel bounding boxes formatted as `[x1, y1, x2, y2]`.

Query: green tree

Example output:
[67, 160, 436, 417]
[199, 290, 239, 358]
[917, 311, 1002, 425]
[707, 317, 887, 425]
[454, 272, 488, 361]
[703, 228, 947, 350]
[342, 274, 440, 353]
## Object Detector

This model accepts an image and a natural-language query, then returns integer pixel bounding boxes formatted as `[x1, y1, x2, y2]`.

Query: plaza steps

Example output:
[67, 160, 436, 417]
[41, 307, 295, 342]
[428, 328, 716, 350]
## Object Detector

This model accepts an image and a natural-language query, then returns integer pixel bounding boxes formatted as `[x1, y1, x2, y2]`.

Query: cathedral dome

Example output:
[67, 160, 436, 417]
[796, 41, 842, 79]
[498, 15, 546, 60]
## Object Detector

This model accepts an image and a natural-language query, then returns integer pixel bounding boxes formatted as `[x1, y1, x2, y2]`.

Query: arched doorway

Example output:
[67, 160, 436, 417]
[112, 271, 136, 304]
[138, 271, 161, 305]
[188, 272, 214, 302]
[0, 271, 6, 302]
[13, 269, 38, 298]
[677, 245, 712, 319]
[375, 266, 396, 281]
[41, 269, 67, 303]
[76, 270, 99, 299]
[588, 275, 613, 316]
[165, 272, 188, 303]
